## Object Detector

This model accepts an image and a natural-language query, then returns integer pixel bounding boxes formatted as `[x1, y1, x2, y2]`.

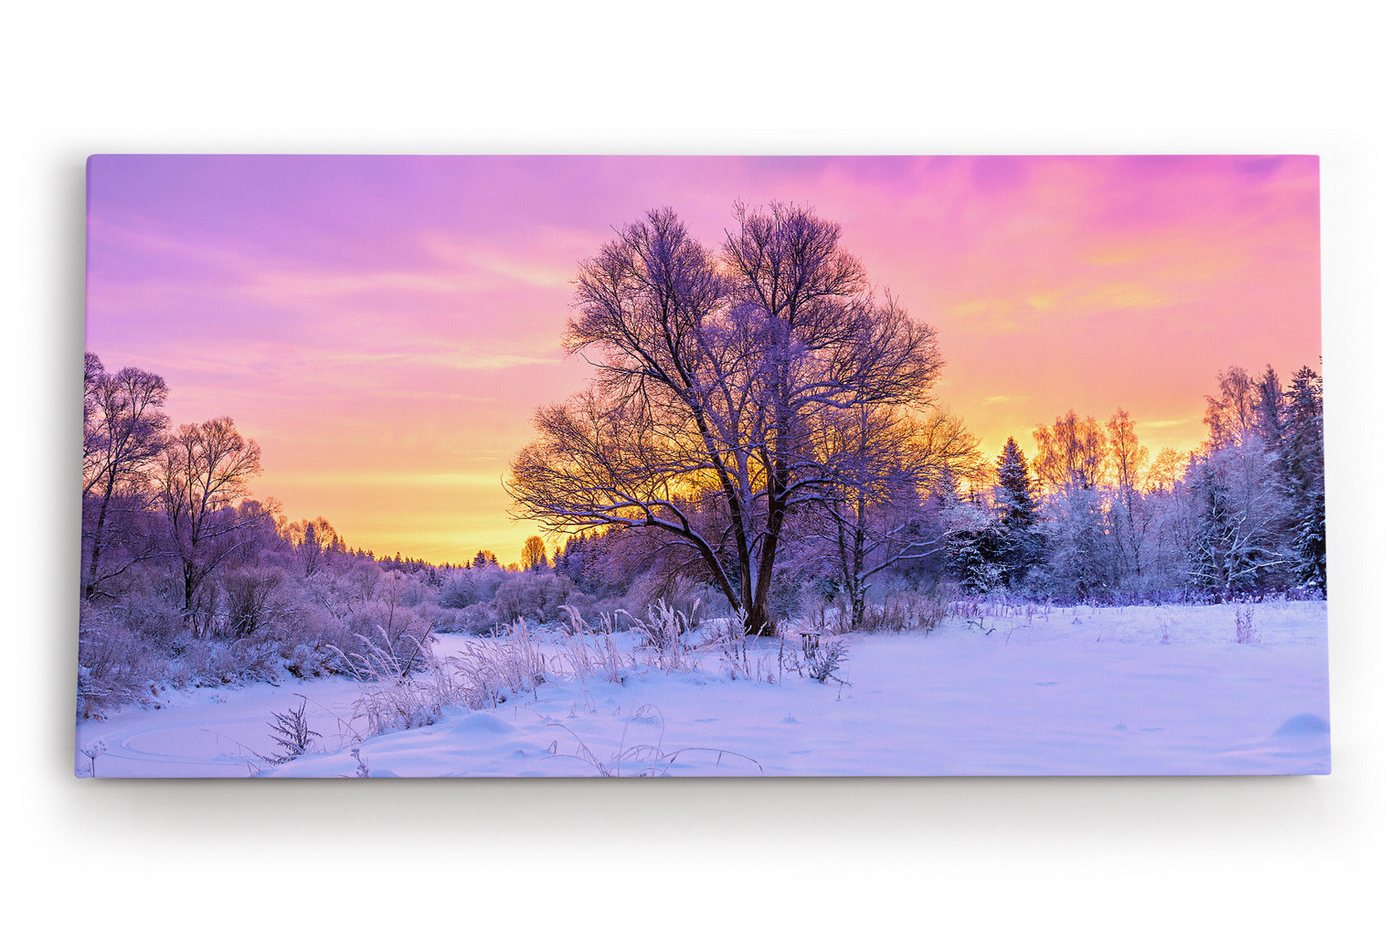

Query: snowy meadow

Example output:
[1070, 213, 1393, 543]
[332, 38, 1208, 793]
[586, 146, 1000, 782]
[77, 598, 1328, 778]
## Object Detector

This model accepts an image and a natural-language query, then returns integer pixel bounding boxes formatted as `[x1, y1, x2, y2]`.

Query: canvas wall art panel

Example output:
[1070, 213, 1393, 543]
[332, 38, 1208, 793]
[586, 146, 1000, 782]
[78, 155, 1327, 777]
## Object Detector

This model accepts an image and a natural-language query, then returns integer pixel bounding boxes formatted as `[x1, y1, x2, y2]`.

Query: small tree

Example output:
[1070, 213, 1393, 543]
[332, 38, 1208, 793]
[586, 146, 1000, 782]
[156, 417, 264, 632]
[1105, 409, 1149, 585]
[521, 535, 548, 571]
[990, 437, 1043, 588]
[809, 404, 978, 628]
[1033, 412, 1111, 600]
[1205, 365, 1259, 450]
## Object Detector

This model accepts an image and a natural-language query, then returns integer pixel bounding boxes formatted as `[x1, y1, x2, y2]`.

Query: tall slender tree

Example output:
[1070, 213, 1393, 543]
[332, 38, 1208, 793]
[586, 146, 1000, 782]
[1254, 365, 1287, 454]
[521, 535, 549, 571]
[990, 437, 1042, 588]
[81, 355, 170, 600]
[1282, 365, 1325, 591]
[1105, 409, 1148, 584]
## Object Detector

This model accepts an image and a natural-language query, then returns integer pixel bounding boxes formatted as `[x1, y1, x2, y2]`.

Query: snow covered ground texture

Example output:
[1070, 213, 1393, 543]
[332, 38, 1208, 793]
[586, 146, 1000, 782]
[76, 600, 1329, 778]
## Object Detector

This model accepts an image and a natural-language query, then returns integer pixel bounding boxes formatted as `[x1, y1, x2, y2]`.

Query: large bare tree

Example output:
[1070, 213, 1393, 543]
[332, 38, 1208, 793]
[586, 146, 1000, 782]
[509, 204, 940, 634]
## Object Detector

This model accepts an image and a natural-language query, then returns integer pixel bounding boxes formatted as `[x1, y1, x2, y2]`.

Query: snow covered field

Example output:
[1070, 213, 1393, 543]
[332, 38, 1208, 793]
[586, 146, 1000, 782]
[76, 600, 1329, 778]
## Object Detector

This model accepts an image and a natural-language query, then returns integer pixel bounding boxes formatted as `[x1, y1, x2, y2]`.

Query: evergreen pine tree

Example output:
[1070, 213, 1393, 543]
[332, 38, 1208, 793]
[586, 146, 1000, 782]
[992, 437, 1043, 589]
[1254, 365, 1287, 454]
[1282, 365, 1326, 592]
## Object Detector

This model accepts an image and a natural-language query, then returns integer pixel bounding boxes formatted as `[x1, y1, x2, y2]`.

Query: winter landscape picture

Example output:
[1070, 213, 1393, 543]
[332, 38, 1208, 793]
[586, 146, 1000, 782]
[78, 155, 1327, 778]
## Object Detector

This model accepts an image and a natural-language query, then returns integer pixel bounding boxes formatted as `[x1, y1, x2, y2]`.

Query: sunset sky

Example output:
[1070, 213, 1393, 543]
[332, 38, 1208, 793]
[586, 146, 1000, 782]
[85, 155, 1320, 564]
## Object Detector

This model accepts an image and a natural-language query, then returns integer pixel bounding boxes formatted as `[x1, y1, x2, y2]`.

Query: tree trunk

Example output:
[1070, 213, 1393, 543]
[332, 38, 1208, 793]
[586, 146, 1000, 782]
[744, 600, 774, 638]
[183, 559, 201, 635]
[850, 495, 866, 630]
[82, 478, 115, 601]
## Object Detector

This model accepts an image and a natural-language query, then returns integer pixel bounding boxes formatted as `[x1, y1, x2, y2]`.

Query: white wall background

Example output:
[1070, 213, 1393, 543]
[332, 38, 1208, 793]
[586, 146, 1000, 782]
[4, 2, 1394, 932]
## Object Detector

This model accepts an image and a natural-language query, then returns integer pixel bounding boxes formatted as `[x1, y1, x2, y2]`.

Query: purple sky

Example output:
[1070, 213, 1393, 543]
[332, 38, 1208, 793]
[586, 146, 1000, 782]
[86, 156, 1321, 563]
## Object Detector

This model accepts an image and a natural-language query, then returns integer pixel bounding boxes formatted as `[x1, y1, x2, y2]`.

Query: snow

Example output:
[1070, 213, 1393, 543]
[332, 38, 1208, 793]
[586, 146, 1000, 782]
[76, 600, 1329, 777]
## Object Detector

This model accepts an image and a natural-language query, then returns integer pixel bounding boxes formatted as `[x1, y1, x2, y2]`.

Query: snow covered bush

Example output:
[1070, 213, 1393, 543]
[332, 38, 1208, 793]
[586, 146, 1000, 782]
[336, 628, 450, 735]
[1235, 604, 1259, 644]
[437, 601, 498, 635]
[283, 641, 336, 679]
[804, 637, 849, 685]
[218, 567, 289, 638]
[438, 563, 509, 609]
[351, 662, 453, 735]
[77, 605, 164, 717]
[703, 616, 777, 682]
[263, 697, 321, 764]
[492, 571, 574, 625]
[334, 614, 435, 681]
[859, 590, 949, 633]
[174, 638, 284, 688]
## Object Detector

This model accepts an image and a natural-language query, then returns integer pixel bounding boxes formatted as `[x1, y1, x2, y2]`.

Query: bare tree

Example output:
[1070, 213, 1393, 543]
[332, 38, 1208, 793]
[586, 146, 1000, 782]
[521, 535, 548, 571]
[81, 355, 170, 600]
[1033, 410, 1107, 491]
[812, 404, 977, 628]
[509, 204, 941, 634]
[283, 516, 342, 577]
[1105, 408, 1149, 581]
[156, 417, 263, 631]
[1204, 365, 1258, 450]
[1032, 411, 1112, 598]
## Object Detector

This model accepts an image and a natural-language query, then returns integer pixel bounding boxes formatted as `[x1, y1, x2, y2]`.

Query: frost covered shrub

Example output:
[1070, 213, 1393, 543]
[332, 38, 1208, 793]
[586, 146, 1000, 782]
[800, 637, 849, 684]
[347, 647, 455, 736]
[794, 579, 847, 634]
[436, 601, 497, 635]
[492, 571, 574, 625]
[394, 573, 434, 608]
[283, 641, 337, 679]
[561, 590, 601, 626]
[174, 638, 284, 688]
[342, 605, 434, 678]
[1234, 604, 1259, 644]
[77, 605, 164, 717]
[615, 572, 715, 620]
[263, 697, 321, 764]
[350, 621, 554, 736]
[439, 565, 509, 608]
[251, 595, 337, 666]
[703, 616, 778, 682]
[859, 590, 949, 632]
[218, 567, 289, 638]
[109, 590, 187, 653]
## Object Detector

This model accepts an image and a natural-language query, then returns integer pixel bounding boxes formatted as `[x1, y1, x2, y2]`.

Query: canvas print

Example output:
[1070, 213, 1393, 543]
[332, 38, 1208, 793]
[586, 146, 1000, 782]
[78, 155, 1327, 777]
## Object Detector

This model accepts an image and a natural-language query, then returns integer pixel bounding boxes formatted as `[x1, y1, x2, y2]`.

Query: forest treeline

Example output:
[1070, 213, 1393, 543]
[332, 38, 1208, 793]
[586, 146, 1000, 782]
[79, 205, 1324, 713]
